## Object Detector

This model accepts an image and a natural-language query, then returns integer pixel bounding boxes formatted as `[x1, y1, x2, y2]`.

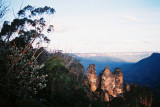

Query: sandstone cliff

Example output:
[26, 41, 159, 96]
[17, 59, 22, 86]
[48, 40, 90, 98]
[112, 68, 123, 97]
[87, 64, 152, 107]
[87, 65, 123, 101]
[87, 64, 99, 92]
[100, 66, 116, 101]
[123, 83, 152, 107]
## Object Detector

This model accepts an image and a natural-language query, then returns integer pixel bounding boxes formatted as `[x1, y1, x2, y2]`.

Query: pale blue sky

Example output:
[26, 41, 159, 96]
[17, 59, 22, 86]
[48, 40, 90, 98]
[3, 0, 160, 53]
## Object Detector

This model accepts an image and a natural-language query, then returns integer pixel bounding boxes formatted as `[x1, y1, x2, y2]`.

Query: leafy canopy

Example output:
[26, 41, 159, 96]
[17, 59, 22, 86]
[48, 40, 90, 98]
[0, 5, 55, 48]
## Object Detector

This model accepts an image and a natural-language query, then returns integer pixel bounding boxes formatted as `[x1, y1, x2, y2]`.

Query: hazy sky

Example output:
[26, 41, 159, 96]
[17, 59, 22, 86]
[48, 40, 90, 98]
[4, 0, 160, 53]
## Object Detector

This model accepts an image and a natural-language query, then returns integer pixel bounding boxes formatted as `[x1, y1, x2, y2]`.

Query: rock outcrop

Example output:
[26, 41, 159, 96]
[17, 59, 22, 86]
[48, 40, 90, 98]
[86, 64, 152, 107]
[124, 83, 130, 92]
[87, 65, 123, 101]
[101, 66, 116, 98]
[87, 64, 99, 92]
[124, 83, 152, 107]
[112, 68, 123, 97]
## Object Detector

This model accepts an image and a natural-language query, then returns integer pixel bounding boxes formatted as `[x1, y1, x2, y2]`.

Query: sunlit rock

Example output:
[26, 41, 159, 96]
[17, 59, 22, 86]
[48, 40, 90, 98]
[104, 92, 110, 102]
[112, 68, 123, 97]
[86, 64, 152, 106]
[125, 83, 130, 92]
[87, 64, 99, 92]
[101, 66, 115, 97]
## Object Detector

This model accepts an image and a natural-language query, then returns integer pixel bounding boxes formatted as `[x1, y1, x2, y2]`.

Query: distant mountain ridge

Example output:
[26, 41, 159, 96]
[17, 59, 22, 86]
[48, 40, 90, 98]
[75, 55, 130, 75]
[74, 52, 152, 62]
[73, 52, 153, 75]
[123, 53, 160, 85]
[121, 53, 160, 99]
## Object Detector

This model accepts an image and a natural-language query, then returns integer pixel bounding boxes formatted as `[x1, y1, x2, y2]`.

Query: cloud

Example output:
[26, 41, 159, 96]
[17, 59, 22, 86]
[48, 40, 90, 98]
[122, 16, 139, 22]
[124, 40, 135, 44]
[143, 40, 154, 44]
[53, 21, 79, 33]
[104, 14, 139, 23]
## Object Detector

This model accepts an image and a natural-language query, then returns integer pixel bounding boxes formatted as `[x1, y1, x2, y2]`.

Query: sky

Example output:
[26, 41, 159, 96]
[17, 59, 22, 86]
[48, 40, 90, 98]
[3, 0, 160, 53]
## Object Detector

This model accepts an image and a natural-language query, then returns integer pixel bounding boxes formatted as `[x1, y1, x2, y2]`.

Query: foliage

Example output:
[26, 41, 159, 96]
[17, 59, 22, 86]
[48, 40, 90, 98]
[0, 4, 92, 107]
[0, 5, 55, 107]
[51, 52, 86, 85]
[0, 4, 91, 107]
[0, 5, 54, 47]
[44, 56, 65, 71]
[37, 56, 90, 107]
[0, 0, 8, 19]
[0, 44, 48, 107]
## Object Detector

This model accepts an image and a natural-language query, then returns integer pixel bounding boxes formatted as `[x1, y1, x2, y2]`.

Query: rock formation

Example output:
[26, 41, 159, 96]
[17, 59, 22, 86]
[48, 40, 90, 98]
[124, 83, 153, 107]
[101, 66, 116, 98]
[87, 65, 124, 101]
[112, 68, 123, 97]
[87, 64, 99, 92]
[125, 83, 130, 92]
[86, 64, 152, 107]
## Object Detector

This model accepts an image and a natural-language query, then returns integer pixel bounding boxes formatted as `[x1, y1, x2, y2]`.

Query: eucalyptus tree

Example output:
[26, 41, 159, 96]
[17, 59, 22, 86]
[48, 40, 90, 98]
[0, 5, 55, 106]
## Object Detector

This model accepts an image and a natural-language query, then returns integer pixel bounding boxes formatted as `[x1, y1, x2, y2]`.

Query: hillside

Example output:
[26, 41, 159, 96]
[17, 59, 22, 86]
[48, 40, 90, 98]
[122, 53, 160, 99]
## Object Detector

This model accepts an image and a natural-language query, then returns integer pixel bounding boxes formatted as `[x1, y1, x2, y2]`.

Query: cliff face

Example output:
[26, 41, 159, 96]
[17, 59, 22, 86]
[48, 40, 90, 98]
[87, 64, 99, 92]
[87, 64, 152, 107]
[124, 83, 152, 107]
[101, 66, 116, 98]
[112, 68, 123, 97]
[87, 65, 123, 99]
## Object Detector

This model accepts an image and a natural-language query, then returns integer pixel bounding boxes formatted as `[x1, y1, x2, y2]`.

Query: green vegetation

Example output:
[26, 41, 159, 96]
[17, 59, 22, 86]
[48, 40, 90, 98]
[37, 56, 90, 107]
[0, 4, 91, 107]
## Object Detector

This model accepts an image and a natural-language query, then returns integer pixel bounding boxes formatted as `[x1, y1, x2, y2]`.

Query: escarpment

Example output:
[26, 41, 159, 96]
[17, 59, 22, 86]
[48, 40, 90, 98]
[87, 64, 152, 107]
[87, 65, 123, 99]
[87, 64, 99, 92]
[112, 68, 123, 97]
[100, 66, 116, 99]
